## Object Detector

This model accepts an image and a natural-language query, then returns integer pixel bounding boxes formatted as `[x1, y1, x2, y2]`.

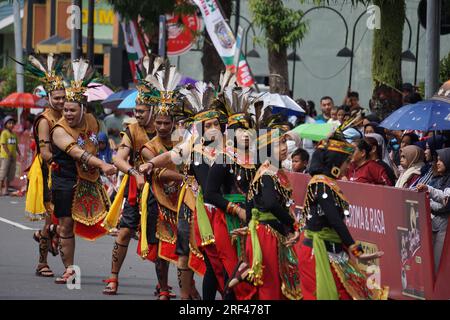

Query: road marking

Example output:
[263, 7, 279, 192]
[0, 217, 35, 230]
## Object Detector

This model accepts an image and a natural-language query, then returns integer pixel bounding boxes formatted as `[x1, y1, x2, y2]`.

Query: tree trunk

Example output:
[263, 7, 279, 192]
[372, 0, 405, 89]
[201, 0, 232, 85]
[370, 0, 405, 120]
[268, 44, 289, 94]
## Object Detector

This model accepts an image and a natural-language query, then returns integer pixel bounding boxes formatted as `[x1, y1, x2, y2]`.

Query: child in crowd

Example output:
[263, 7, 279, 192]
[291, 148, 310, 173]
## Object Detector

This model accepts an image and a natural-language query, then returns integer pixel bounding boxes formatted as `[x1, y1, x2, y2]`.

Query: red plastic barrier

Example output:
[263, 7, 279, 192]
[288, 172, 450, 300]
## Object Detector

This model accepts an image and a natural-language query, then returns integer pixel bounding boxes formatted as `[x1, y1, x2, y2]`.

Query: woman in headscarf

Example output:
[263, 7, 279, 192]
[395, 145, 425, 189]
[366, 132, 398, 175]
[97, 131, 113, 164]
[417, 147, 450, 272]
[411, 135, 446, 189]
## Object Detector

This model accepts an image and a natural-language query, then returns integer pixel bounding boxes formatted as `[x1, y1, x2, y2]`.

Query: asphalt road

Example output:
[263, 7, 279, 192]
[0, 196, 202, 300]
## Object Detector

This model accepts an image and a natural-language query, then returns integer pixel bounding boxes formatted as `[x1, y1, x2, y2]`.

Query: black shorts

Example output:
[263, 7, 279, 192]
[176, 203, 192, 256]
[53, 189, 74, 218]
[42, 169, 51, 203]
[119, 200, 140, 230]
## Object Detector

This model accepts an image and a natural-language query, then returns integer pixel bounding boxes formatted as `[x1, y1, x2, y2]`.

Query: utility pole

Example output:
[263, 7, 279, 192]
[13, 0, 24, 124]
[425, 0, 441, 98]
[87, 0, 95, 65]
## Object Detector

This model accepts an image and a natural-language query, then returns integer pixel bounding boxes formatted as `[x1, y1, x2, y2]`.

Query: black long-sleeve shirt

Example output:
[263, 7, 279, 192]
[305, 184, 355, 247]
[192, 162, 210, 193]
[204, 163, 240, 211]
[251, 175, 295, 236]
[204, 160, 253, 210]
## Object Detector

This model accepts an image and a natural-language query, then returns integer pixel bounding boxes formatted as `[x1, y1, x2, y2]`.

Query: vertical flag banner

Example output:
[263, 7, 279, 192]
[192, 0, 254, 87]
[120, 14, 146, 82]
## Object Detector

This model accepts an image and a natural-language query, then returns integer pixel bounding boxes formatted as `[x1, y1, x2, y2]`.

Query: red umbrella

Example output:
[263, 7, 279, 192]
[0, 92, 43, 108]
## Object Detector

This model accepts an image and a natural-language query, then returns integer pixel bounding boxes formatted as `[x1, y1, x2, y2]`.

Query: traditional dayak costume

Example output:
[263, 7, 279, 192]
[204, 84, 257, 300]
[242, 126, 302, 300]
[24, 54, 65, 222]
[21, 54, 66, 276]
[297, 120, 389, 300]
[176, 81, 229, 296]
[50, 58, 109, 241]
[138, 62, 184, 266]
[102, 56, 161, 234]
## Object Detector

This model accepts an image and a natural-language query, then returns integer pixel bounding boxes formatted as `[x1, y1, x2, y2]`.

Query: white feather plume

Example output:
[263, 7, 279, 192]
[28, 56, 46, 73]
[72, 58, 89, 82]
[47, 53, 55, 73]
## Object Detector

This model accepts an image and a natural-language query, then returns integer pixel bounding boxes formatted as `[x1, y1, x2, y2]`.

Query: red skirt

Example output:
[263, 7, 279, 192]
[194, 205, 226, 295]
[245, 225, 284, 300]
[213, 206, 254, 300]
[297, 244, 351, 300]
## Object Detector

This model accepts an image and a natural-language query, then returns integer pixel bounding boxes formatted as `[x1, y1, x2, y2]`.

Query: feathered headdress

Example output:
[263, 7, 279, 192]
[179, 81, 222, 123]
[135, 55, 165, 106]
[65, 58, 96, 104]
[138, 57, 182, 116]
[14, 53, 65, 94]
[221, 84, 256, 129]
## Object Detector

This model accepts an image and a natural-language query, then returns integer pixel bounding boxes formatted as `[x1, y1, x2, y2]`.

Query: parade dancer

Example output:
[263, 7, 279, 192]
[228, 124, 302, 300]
[139, 69, 206, 300]
[50, 58, 117, 284]
[203, 85, 257, 300]
[102, 56, 173, 296]
[298, 119, 388, 300]
[139, 78, 230, 299]
[21, 54, 66, 277]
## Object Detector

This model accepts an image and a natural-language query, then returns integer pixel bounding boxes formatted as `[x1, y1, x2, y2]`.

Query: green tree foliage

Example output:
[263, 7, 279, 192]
[249, 0, 308, 94]
[440, 51, 450, 84]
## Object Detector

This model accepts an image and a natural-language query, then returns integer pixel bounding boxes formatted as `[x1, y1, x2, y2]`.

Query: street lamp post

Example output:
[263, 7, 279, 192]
[290, 6, 351, 96]
[347, 12, 415, 89]
[13, 0, 23, 124]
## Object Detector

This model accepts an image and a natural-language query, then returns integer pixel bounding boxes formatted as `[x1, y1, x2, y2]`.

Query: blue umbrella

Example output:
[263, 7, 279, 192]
[117, 90, 138, 109]
[101, 89, 135, 109]
[380, 99, 450, 131]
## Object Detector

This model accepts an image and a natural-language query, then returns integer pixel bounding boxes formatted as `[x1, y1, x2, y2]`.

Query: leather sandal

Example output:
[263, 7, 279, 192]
[55, 269, 75, 284]
[224, 261, 250, 294]
[154, 284, 176, 298]
[36, 265, 54, 277]
[102, 278, 119, 295]
[157, 290, 171, 300]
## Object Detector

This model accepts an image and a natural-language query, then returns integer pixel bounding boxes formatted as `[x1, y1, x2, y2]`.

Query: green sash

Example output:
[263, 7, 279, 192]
[223, 194, 246, 258]
[195, 188, 215, 246]
[246, 208, 278, 286]
[304, 228, 342, 300]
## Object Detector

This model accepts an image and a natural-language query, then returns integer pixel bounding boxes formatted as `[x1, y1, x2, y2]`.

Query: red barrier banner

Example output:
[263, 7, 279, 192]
[288, 172, 450, 300]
